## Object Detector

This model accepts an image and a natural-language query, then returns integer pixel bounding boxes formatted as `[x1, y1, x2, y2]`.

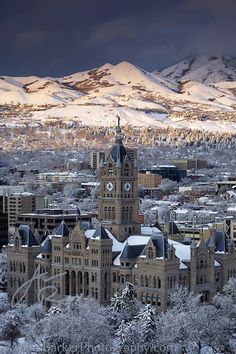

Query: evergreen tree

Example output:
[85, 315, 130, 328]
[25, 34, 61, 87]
[109, 282, 141, 329]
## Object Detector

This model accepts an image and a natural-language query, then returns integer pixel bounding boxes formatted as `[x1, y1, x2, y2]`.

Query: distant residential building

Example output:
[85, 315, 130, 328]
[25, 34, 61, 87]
[174, 208, 219, 224]
[173, 159, 208, 170]
[0, 185, 25, 195]
[138, 172, 162, 188]
[227, 206, 236, 217]
[38, 171, 96, 183]
[217, 180, 236, 191]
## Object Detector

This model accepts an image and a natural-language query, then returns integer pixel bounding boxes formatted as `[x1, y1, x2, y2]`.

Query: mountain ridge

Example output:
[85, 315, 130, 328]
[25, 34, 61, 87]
[157, 55, 236, 84]
[0, 57, 235, 134]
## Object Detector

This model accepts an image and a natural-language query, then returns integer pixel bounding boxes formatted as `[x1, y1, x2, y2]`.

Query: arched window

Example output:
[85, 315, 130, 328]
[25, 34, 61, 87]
[112, 207, 116, 219]
[104, 206, 108, 219]
[121, 207, 125, 220]
[198, 258, 205, 269]
[108, 163, 114, 176]
[15, 237, 20, 250]
[126, 206, 129, 220]
[124, 163, 129, 176]
[148, 247, 153, 259]
[153, 276, 157, 288]
[145, 275, 149, 287]
[108, 206, 112, 219]
[129, 207, 133, 220]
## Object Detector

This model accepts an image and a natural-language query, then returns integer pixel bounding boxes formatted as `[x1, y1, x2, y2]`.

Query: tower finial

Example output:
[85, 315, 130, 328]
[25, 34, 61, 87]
[115, 115, 122, 143]
[117, 115, 120, 128]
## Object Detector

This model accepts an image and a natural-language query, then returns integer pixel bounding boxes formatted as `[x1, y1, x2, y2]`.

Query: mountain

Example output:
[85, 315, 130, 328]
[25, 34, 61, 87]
[157, 56, 236, 84]
[0, 60, 235, 134]
[0, 76, 82, 105]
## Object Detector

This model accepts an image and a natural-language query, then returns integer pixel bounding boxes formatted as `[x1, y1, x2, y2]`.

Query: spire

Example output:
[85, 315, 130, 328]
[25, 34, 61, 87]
[99, 158, 104, 168]
[92, 224, 110, 240]
[198, 227, 206, 247]
[108, 116, 129, 163]
[115, 115, 122, 144]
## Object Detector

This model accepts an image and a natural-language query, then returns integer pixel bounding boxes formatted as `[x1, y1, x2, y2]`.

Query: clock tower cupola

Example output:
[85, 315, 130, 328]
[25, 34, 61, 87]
[98, 117, 141, 242]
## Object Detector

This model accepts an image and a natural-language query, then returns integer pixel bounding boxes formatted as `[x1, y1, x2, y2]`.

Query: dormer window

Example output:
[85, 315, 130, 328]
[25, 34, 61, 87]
[108, 163, 114, 176]
[148, 247, 153, 259]
[74, 242, 81, 250]
[198, 258, 207, 269]
[15, 237, 20, 250]
[124, 163, 129, 176]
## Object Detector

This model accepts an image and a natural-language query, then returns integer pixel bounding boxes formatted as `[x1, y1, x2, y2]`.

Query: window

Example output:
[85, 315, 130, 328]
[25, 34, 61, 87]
[104, 206, 108, 219]
[112, 207, 116, 219]
[148, 247, 153, 259]
[124, 163, 129, 176]
[108, 163, 114, 176]
[15, 237, 20, 250]
[153, 276, 157, 288]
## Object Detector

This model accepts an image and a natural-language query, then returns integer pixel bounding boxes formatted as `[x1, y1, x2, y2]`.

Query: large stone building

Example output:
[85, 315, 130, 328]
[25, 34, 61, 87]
[6, 121, 236, 311]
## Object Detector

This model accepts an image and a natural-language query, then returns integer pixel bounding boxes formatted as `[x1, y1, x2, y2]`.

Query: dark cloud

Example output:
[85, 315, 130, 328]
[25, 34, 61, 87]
[0, 0, 235, 76]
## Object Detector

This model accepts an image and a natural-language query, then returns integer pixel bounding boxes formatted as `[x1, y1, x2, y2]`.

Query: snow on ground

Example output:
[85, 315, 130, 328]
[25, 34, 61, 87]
[158, 56, 236, 84]
[0, 60, 235, 134]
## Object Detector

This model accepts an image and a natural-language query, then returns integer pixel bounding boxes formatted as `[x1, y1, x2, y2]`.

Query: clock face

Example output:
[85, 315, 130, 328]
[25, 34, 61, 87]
[124, 182, 131, 192]
[106, 182, 113, 191]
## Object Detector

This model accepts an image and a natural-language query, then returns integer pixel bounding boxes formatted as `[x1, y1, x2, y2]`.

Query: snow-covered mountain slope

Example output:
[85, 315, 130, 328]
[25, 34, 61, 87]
[0, 60, 235, 133]
[0, 76, 82, 105]
[157, 56, 236, 84]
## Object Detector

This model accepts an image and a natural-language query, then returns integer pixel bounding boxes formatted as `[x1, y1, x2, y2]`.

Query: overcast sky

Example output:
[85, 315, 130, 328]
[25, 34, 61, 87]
[1, 0, 235, 76]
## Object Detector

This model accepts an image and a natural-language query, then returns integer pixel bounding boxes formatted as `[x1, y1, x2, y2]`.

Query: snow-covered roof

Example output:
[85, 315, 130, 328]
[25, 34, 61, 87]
[141, 226, 162, 235]
[113, 234, 151, 266]
[168, 239, 191, 269]
[174, 208, 189, 214]
[85, 228, 123, 252]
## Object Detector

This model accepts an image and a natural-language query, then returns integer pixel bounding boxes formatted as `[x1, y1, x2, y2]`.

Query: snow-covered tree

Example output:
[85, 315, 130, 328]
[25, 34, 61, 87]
[108, 283, 141, 329]
[27, 295, 112, 354]
[223, 277, 236, 303]
[0, 292, 10, 314]
[158, 178, 178, 193]
[0, 308, 25, 348]
[157, 286, 234, 354]
[0, 249, 7, 292]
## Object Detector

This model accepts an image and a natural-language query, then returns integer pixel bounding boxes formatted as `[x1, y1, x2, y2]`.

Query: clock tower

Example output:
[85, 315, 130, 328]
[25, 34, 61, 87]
[98, 118, 141, 242]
